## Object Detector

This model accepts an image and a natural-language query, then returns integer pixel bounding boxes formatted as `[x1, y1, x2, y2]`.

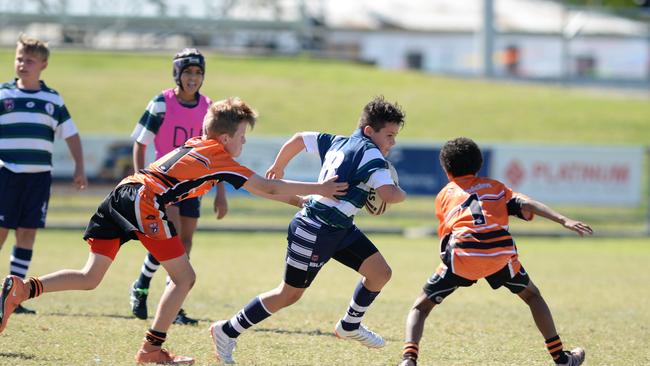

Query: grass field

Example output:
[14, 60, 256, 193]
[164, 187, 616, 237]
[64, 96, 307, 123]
[1, 49, 648, 144]
[0, 231, 648, 365]
[0, 48, 648, 365]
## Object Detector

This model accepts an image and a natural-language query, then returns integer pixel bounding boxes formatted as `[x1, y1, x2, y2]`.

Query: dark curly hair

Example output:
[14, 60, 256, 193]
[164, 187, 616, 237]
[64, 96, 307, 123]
[439, 137, 483, 177]
[358, 95, 405, 131]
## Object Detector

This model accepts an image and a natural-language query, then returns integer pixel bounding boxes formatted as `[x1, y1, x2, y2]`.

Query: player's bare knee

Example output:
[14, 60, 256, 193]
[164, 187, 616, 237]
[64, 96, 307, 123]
[81, 274, 102, 290]
[184, 270, 197, 289]
[519, 285, 541, 304]
[368, 264, 392, 287]
[283, 291, 303, 306]
[413, 296, 436, 316]
[382, 264, 393, 283]
[188, 274, 196, 289]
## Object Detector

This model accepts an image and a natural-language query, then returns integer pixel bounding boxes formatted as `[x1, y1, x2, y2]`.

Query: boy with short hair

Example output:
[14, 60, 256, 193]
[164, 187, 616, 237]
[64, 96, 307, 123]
[129, 47, 227, 325]
[210, 95, 407, 364]
[0, 34, 87, 315]
[0, 97, 347, 365]
[398, 137, 592, 366]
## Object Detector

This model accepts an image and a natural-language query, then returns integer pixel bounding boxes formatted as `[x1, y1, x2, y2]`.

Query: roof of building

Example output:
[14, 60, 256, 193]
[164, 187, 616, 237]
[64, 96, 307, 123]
[313, 0, 649, 36]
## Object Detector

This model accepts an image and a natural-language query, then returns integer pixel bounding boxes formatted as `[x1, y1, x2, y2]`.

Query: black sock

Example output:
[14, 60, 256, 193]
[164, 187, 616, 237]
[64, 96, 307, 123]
[546, 335, 568, 364]
[145, 329, 166, 347]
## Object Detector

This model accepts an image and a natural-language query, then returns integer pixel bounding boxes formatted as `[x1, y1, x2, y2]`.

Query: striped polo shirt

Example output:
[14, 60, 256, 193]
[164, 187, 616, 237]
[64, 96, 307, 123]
[0, 80, 78, 173]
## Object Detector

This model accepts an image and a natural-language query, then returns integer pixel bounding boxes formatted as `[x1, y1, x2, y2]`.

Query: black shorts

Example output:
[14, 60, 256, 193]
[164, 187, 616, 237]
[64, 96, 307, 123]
[173, 197, 201, 218]
[83, 183, 177, 244]
[423, 262, 530, 304]
[283, 214, 378, 288]
[0, 167, 51, 229]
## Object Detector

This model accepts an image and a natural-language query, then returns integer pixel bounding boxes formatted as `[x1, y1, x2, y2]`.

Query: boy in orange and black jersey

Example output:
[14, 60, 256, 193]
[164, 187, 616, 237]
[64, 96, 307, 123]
[0, 97, 347, 365]
[398, 137, 593, 366]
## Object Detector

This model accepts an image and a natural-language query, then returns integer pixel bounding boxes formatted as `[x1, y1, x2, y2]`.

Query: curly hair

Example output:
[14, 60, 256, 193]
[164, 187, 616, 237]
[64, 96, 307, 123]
[439, 137, 483, 177]
[358, 95, 405, 131]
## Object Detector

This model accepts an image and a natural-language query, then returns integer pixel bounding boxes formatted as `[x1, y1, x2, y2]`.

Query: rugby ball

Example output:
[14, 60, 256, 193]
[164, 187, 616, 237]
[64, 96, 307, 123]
[365, 162, 399, 216]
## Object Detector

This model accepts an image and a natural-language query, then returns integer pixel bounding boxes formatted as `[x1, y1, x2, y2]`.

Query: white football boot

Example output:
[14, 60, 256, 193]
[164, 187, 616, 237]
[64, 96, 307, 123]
[334, 321, 386, 348]
[209, 320, 237, 364]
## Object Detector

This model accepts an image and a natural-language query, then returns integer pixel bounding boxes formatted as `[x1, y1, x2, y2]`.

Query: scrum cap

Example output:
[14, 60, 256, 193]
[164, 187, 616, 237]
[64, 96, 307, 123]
[172, 48, 205, 88]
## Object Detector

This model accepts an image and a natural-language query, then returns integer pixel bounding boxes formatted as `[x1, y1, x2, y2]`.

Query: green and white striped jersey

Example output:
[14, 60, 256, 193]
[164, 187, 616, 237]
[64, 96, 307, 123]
[0, 80, 78, 173]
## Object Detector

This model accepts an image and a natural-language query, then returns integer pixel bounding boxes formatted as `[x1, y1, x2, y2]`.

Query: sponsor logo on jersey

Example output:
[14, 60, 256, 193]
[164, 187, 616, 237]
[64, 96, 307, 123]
[26, 101, 35, 108]
[148, 222, 159, 234]
[3, 99, 14, 111]
[45, 102, 54, 115]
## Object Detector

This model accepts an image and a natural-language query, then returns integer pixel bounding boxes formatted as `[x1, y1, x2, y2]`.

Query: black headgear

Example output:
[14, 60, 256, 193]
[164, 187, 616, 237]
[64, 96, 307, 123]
[172, 48, 205, 88]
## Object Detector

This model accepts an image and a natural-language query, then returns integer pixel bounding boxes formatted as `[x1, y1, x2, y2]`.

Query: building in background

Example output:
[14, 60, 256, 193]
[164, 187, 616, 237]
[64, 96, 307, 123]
[0, 0, 648, 84]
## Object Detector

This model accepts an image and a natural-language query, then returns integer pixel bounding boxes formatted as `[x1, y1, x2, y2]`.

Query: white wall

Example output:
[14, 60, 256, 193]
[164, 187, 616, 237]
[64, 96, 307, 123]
[330, 29, 650, 79]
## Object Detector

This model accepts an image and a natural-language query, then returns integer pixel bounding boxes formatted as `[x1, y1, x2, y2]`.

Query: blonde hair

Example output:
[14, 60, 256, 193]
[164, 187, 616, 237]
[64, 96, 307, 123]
[17, 34, 50, 60]
[203, 97, 257, 137]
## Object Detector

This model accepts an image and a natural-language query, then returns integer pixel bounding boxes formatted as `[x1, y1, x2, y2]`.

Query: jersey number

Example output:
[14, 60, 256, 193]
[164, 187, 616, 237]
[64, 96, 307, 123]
[158, 146, 193, 172]
[461, 193, 486, 225]
[318, 150, 345, 182]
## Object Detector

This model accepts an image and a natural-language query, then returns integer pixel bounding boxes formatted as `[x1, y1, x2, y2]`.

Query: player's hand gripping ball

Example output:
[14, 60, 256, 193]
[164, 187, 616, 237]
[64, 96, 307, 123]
[365, 161, 399, 216]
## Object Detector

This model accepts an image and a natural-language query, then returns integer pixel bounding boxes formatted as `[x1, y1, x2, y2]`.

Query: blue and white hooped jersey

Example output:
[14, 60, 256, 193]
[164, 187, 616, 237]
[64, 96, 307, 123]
[0, 80, 78, 173]
[301, 128, 395, 228]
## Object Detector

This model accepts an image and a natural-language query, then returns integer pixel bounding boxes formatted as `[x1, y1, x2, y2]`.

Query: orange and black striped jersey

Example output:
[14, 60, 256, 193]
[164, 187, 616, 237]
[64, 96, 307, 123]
[435, 175, 528, 280]
[120, 136, 254, 205]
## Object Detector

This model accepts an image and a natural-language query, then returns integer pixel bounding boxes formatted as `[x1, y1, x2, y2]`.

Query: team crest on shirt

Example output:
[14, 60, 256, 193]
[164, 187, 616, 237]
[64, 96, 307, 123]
[3, 99, 14, 111]
[148, 222, 159, 234]
[45, 102, 55, 115]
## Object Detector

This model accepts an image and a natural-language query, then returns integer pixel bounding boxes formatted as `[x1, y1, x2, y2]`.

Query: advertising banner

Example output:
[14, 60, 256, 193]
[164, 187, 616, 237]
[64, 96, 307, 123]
[51, 136, 644, 207]
[387, 145, 491, 196]
[490, 145, 644, 206]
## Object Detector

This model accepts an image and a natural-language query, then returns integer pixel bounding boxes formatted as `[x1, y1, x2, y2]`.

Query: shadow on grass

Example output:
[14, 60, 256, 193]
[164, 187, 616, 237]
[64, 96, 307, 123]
[251, 327, 332, 337]
[251, 327, 399, 342]
[45, 312, 135, 320]
[0, 352, 36, 360]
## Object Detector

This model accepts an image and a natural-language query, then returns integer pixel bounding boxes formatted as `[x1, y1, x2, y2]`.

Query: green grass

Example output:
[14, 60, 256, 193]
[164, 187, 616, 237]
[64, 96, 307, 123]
[1, 49, 648, 144]
[0, 49, 648, 364]
[0, 231, 648, 365]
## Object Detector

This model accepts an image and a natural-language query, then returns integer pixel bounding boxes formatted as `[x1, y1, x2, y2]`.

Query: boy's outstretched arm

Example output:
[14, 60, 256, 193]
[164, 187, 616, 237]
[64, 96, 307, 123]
[266, 133, 306, 179]
[520, 199, 594, 236]
[245, 184, 307, 208]
[64, 133, 87, 190]
[243, 174, 346, 201]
